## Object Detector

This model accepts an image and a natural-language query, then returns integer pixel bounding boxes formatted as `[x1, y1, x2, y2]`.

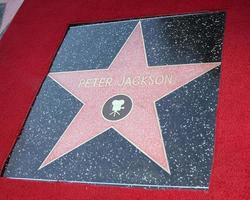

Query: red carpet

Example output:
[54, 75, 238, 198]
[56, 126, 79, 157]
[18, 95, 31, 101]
[0, 0, 249, 199]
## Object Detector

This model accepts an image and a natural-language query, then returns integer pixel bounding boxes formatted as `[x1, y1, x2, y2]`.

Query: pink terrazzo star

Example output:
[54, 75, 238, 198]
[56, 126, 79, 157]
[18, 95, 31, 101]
[39, 22, 220, 173]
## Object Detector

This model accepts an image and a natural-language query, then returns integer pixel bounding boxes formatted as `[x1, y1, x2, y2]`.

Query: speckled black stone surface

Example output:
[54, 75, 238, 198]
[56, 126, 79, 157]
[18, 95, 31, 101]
[0, 3, 5, 28]
[3, 12, 225, 189]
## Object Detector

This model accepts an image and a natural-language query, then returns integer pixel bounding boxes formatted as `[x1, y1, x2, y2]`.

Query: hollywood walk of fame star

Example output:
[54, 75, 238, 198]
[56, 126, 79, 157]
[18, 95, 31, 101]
[39, 21, 220, 173]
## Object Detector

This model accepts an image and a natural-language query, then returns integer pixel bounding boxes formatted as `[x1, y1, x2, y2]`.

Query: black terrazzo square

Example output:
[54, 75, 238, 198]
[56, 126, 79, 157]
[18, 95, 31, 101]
[0, 3, 6, 28]
[3, 12, 225, 189]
